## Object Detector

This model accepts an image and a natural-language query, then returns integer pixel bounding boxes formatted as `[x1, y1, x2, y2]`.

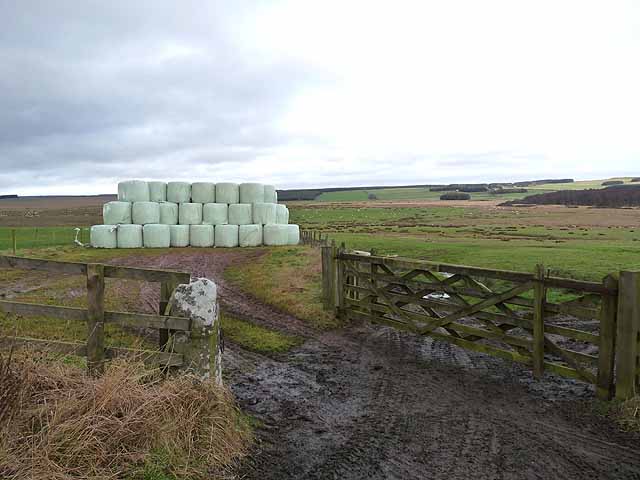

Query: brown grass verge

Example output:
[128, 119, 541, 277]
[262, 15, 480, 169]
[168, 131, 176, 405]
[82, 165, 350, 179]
[0, 351, 251, 479]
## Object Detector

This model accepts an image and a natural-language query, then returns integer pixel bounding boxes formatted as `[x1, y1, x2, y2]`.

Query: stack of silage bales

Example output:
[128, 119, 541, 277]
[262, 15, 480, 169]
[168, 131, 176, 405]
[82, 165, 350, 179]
[91, 180, 299, 249]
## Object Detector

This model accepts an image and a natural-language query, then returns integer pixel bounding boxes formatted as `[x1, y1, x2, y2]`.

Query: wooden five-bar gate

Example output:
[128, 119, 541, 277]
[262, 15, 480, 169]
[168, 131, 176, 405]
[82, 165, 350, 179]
[0, 255, 192, 374]
[320, 241, 640, 401]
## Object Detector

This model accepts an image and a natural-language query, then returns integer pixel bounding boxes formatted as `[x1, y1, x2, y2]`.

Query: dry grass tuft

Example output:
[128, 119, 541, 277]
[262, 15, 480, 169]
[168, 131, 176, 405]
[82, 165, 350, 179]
[616, 397, 640, 432]
[0, 352, 250, 479]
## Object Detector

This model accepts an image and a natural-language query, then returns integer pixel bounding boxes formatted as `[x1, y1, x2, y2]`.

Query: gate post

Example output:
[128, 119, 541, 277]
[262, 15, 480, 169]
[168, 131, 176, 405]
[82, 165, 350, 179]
[335, 242, 346, 318]
[532, 264, 546, 379]
[615, 271, 640, 400]
[321, 242, 335, 311]
[596, 273, 618, 400]
[171, 278, 222, 384]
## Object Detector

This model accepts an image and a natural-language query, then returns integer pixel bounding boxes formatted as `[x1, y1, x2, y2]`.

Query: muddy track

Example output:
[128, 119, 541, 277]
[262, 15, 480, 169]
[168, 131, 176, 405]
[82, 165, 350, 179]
[105, 251, 640, 479]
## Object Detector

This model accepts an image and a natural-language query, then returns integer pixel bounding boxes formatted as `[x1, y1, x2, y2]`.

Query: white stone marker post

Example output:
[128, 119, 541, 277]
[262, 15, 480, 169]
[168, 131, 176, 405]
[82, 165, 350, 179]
[170, 278, 222, 385]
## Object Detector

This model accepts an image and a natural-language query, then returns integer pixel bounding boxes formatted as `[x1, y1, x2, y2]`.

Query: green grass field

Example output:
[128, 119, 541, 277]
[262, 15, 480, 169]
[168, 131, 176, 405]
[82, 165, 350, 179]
[0, 226, 91, 252]
[290, 203, 640, 281]
[315, 177, 636, 202]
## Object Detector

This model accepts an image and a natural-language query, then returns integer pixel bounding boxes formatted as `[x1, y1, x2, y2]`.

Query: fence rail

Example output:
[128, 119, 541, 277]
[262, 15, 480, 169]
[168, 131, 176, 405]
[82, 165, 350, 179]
[312, 233, 640, 401]
[0, 254, 193, 374]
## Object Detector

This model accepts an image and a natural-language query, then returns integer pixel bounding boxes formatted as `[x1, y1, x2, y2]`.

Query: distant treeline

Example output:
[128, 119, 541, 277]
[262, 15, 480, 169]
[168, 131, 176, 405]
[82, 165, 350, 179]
[502, 185, 640, 207]
[440, 192, 471, 200]
[0, 194, 18, 199]
[277, 178, 574, 201]
[490, 188, 528, 195]
[430, 184, 489, 192]
[277, 184, 436, 201]
[513, 179, 573, 187]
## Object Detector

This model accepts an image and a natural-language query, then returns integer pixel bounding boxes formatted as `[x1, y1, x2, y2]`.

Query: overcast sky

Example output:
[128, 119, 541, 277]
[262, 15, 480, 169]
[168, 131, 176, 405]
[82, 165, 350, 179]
[1, 1, 639, 195]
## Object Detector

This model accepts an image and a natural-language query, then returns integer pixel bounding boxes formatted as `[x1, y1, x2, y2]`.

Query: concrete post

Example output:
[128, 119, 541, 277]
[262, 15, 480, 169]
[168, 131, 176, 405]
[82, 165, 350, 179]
[170, 278, 222, 385]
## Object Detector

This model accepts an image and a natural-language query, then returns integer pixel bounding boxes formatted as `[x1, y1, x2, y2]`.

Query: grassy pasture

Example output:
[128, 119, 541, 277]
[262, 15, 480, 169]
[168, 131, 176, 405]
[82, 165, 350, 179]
[315, 177, 637, 202]
[290, 203, 640, 281]
[316, 187, 555, 202]
[0, 226, 90, 251]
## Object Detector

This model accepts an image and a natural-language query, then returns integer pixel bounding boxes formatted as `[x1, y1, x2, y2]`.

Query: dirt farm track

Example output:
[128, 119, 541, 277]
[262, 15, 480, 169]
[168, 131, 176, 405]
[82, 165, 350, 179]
[102, 250, 640, 480]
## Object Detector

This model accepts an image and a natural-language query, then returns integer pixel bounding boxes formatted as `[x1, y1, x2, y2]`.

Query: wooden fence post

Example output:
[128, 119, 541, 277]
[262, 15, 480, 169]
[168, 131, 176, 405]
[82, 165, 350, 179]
[335, 242, 346, 318]
[596, 273, 618, 400]
[533, 264, 546, 379]
[369, 249, 377, 319]
[159, 280, 171, 349]
[321, 243, 335, 311]
[615, 271, 640, 400]
[11, 229, 16, 255]
[159, 273, 190, 350]
[86, 263, 105, 374]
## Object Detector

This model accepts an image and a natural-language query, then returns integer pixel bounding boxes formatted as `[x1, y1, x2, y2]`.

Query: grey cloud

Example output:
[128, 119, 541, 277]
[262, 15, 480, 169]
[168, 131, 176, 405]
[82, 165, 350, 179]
[0, 1, 332, 192]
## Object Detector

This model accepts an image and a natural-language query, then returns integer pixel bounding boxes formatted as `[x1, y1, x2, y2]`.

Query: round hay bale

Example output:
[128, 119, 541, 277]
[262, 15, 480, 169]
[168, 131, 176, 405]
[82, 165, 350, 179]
[228, 204, 253, 225]
[239, 224, 262, 247]
[275, 204, 289, 224]
[263, 224, 288, 246]
[215, 224, 239, 247]
[103, 201, 132, 225]
[203, 203, 228, 225]
[191, 182, 216, 204]
[117, 224, 143, 248]
[170, 225, 190, 247]
[148, 181, 167, 202]
[117, 180, 150, 202]
[190, 224, 214, 247]
[286, 224, 300, 245]
[264, 184, 277, 203]
[239, 183, 265, 204]
[90, 225, 117, 248]
[143, 224, 170, 248]
[159, 202, 178, 225]
[253, 202, 277, 225]
[216, 182, 239, 204]
[178, 203, 203, 225]
[132, 202, 160, 224]
[167, 182, 192, 203]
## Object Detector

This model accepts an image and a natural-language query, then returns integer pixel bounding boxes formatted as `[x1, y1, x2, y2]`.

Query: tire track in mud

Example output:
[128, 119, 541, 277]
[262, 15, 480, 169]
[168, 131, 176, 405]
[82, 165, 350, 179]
[102, 251, 640, 480]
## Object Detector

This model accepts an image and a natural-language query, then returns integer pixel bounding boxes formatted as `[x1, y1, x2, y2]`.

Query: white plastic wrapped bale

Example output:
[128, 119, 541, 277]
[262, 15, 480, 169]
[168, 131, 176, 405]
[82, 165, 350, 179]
[167, 182, 192, 203]
[264, 184, 277, 203]
[159, 202, 178, 225]
[203, 203, 228, 225]
[190, 224, 214, 247]
[117, 224, 143, 248]
[239, 224, 262, 247]
[286, 224, 300, 245]
[191, 182, 215, 204]
[275, 204, 289, 224]
[148, 181, 167, 202]
[179, 203, 203, 225]
[263, 224, 289, 246]
[239, 183, 265, 204]
[103, 201, 132, 225]
[143, 224, 170, 248]
[90, 225, 117, 248]
[118, 180, 150, 202]
[132, 202, 160, 225]
[170, 225, 190, 247]
[228, 203, 252, 225]
[215, 182, 239, 204]
[253, 203, 277, 225]
[215, 224, 239, 247]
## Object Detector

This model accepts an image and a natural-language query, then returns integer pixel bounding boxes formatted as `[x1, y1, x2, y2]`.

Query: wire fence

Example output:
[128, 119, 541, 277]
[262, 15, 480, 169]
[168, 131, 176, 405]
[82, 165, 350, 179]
[0, 227, 91, 253]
